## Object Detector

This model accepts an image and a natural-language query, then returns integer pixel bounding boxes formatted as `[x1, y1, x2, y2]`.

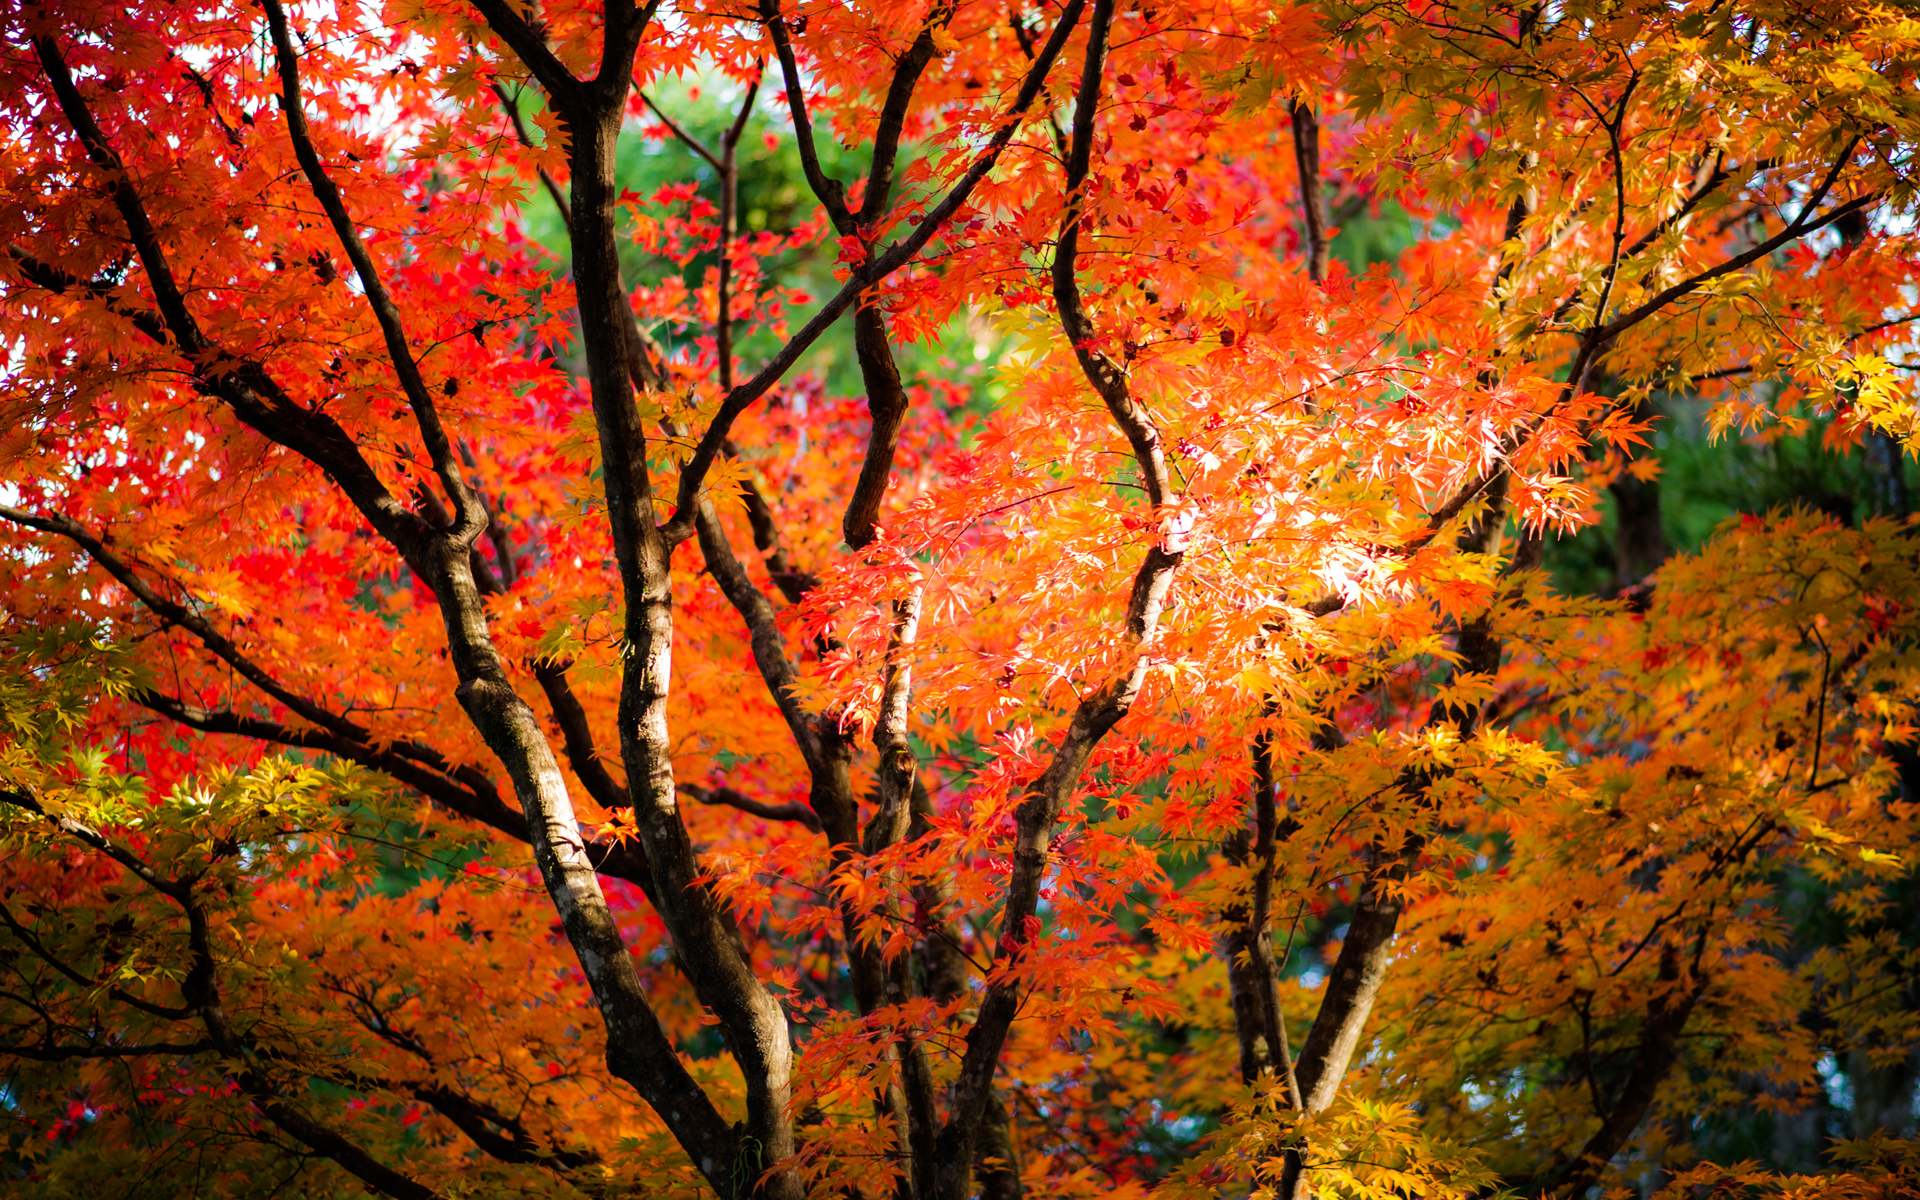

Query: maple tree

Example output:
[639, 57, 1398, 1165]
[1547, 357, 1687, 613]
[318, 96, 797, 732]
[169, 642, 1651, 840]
[2, 0, 1920, 1196]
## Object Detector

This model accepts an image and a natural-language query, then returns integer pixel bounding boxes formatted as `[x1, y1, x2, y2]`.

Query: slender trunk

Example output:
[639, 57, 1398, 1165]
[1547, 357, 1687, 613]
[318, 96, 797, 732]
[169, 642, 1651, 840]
[1224, 723, 1300, 1102]
[1545, 940, 1708, 1198]
[974, 1084, 1022, 1200]
[845, 305, 912, 549]
[1290, 99, 1329, 283]
[1611, 398, 1669, 594]
[1611, 466, 1668, 593]
[1864, 430, 1911, 518]
[571, 88, 802, 1198]
[1277, 484, 1521, 1200]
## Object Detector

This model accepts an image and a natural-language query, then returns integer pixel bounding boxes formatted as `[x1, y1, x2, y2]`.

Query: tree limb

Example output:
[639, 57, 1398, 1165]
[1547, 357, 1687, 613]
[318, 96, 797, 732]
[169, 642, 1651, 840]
[0, 1039, 214, 1060]
[682, 783, 824, 833]
[934, 4, 1184, 1194]
[1597, 152, 1869, 342]
[263, 0, 488, 543]
[1, 786, 450, 1200]
[661, 0, 1089, 545]
[1290, 99, 1329, 283]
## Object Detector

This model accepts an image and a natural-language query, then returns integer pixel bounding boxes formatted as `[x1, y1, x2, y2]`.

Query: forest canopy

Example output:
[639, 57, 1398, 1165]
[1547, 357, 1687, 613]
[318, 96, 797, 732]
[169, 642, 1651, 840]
[0, 0, 1918, 1198]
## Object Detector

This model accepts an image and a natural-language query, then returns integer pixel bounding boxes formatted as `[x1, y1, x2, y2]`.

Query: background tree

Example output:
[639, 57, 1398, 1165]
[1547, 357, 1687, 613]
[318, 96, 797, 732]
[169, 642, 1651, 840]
[1, 0, 1918, 1198]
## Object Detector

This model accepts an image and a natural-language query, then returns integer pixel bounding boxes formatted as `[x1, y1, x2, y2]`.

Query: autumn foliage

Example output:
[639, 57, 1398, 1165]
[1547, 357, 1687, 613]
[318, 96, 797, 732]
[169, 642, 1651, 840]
[1, 0, 1919, 1197]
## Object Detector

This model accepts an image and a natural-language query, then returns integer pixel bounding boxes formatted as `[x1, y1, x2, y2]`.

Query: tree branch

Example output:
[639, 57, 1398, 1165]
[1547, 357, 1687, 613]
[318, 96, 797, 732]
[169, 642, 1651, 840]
[1275, 487, 1524, 1200]
[464, 0, 585, 114]
[662, 0, 1089, 545]
[1290, 99, 1328, 283]
[411, 1081, 603, 1172]
[532, 662, 629, 812]
[492, 82, 571, 217]
[761, 0, 855, 233]
[0, 505, 380, 748]
[1, 786, 450, 1200]
[858, 1, 958, 228]
[1047, 0, 1173, 517]
[682, 783, 824, 833]
[263, 0, 488, 542]
[934, 4, 1184, 1193]
[0, 889, 195, 1021]
[32, 35, 436, 570]
[1545, 937, 1710, 1198]
[1225, 715, 1301, 1103]
[0, 1039, 214, 1060]
[717, 69, 764, 394]
[639, 89, 727, 172]
[1597, 149, 1868, 342]
[765, 3, 951, 550]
